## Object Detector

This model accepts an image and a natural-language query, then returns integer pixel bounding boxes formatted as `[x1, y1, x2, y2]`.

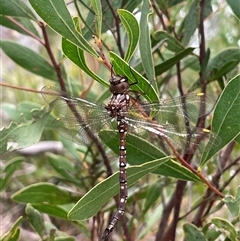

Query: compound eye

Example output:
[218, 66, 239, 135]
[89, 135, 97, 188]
[109, 76, 129, 93]
[110, 81, 129, 93]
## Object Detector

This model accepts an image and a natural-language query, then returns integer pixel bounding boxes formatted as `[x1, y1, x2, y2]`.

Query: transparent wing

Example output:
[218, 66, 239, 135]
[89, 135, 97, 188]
[42, 86, 220, 154]
[128, 93, 216, 126]
[125, 116, 221, 156]
[41, 86, 112, 145]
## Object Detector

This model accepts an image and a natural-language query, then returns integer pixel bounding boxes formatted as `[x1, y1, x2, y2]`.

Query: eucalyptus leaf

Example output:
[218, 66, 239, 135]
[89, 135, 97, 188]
[0, 41, 58, 81]
[183, 223, 206, 241]
[200, 74, 240, 165]
[118, 9, 139, 62]
[62, 38, 107, 87]
[26, 204, 44, 238]
[12, 182, 74, 204]
[68, 157, 169, 220]
[29, 0, 98, 56]
[110, 52, 159, 103]
[90, 0, 102, 37]
[139, 0, 155, 89]
[0, 107, 50, 154]
[153, 31, 184, 52]
[0, 158, 24, 191]
[155, 47, 195, 76]
[0, 16, 39, 37]
[0, 0, 37, 20]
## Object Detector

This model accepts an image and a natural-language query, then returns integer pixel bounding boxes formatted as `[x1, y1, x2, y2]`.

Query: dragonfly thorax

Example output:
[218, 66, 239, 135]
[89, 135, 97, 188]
[109, 75, 129, 94]
[106, 93, 130, 119]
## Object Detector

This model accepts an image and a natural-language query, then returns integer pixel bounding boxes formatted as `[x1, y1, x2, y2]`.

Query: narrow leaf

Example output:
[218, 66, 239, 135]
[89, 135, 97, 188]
[90, 0, 102, 37]
[0, 0, 37, 20]
[0, 157, 24, 191]
[0, 16, 39, 37]
[32, 204, 69, 219]
[62, 38, 108, 87]
[182, 1, 212, 46]
[206, 48, 240, 81]
[54, 237, 75, 241]
[155, 47, 195, 76]
[118, 9, 140, 62]
[0, 216, 23, 241]
[0, 41, 58, 81]
[110, 52, 159, 103]
[201, 75, 240, 165]
[153, 31, 184, 52]
[29, 0, 98, 56]
[68, 157, 169, 220]
[100, 130, 201, 182]
[139, 0, 155, 89]
[26, 204, 44, 238]
[12, 182, 74, 204]
[47, 154, 81, 184]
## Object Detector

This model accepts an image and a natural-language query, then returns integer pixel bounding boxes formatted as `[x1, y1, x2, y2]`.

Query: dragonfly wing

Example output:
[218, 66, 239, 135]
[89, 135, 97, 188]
[125, 117, 220, 156]
[42, 86, 112, 145]
[129, 93, 216, 126]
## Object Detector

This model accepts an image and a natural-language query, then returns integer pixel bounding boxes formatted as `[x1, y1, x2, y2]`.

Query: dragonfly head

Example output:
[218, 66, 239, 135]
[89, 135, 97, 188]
[109, 75, 129, 94]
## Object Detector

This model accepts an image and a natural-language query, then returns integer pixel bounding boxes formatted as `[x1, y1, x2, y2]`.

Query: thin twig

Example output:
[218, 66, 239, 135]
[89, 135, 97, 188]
[6, 16, 44, 45]
[105, 0, 124, 58]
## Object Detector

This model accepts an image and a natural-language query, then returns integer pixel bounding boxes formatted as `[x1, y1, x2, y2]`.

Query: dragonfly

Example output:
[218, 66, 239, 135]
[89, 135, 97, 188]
[41, 74, 219, 239]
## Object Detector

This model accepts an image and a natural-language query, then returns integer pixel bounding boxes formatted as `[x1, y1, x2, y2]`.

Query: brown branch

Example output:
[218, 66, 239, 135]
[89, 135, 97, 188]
[199, 0, 206, 91]
[6, 16, 44, 45]
[105, 0, 124, 58]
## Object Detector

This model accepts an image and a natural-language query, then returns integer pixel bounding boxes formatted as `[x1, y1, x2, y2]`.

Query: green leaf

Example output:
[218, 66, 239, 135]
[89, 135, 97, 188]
[0, 0, 37, 20]
[202, 222, 221, 240]
[118, 9, 140, 62]
[25, 204, 44, 238]
[155, 47, 195, 76]
[99, 130, 201, 182]
[223, 186, 240, 217]
[12, 182, 74, 204]
[68, 157, 169, 220]
[32, 204, 68, 219]
[211, 218, 238, 241]
[32, 204, 90, 237]
[0, 16, 39, 37]
[153, 31, 184, 52]
[47, 154, 81, 184]
[109, 52, 159, 103]
[0, 108, 50, 154]
[62, 38, 108, 87]
[142, 181, 162, 215]
[206, 48, 240, 81]
[183, 223, 206, 241]
[0, 41, 58, 81]
[182, 1, 212, 46]
[2, 102, 42, 123]
[139, 0, 155, 89]
[0, 157, 24, 191]
[200, 74, 240, 165]
[0, 216, 23, 241]
[55, 237, 75, 241]
[29, 0, 98, 57]
[90, 0, 102, 37]
[226, 0, 240, 19]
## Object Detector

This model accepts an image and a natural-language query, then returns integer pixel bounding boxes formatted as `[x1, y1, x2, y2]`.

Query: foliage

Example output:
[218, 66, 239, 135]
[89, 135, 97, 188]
[0, 0, 240, 241]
